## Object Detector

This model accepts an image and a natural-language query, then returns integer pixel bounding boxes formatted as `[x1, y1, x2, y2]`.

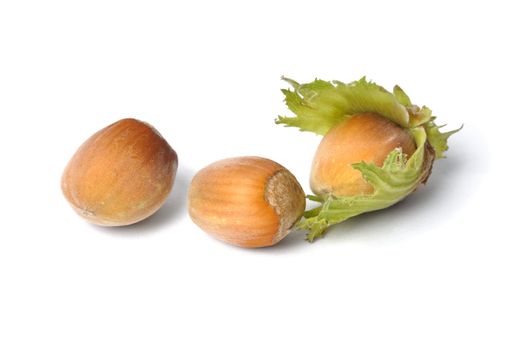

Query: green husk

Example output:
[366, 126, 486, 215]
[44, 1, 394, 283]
[277, 77, 460, 241]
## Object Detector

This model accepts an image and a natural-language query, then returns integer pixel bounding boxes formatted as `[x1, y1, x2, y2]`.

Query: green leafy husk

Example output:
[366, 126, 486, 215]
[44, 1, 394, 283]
[277, 77, 460, 241]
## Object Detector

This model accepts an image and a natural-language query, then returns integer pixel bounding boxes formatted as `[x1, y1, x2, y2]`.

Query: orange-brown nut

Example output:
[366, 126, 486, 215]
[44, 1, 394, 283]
[310, 113, 416, 197]
[61, 118, 177, 226]
[188, 157, 306, 248]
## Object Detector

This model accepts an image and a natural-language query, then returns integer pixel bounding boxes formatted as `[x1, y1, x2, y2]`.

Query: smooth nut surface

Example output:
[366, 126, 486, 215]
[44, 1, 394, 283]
[188, 156, 305, 248]
[310, 113, 416, 197]
[61, 118, 178, 226]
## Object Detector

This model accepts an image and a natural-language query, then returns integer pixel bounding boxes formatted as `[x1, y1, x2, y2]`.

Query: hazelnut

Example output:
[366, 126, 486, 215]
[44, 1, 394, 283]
[188, 157, 305, 248]
[61, 118, 177, 226]
[310, 113, 416, 196]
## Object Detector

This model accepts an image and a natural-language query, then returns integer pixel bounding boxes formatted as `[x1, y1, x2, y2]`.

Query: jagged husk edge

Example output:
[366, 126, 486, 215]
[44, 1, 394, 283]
[277, 77, 435, 134]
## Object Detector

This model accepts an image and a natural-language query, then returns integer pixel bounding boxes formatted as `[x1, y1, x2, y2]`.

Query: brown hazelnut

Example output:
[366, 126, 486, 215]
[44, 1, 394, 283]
[61, 118, 177, 226]
[188, 157, 305, 248]
[310, 113, 416, 196]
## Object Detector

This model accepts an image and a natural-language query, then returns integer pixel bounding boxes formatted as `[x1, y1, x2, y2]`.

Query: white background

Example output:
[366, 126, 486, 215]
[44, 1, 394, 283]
[1, 1, 525, 349]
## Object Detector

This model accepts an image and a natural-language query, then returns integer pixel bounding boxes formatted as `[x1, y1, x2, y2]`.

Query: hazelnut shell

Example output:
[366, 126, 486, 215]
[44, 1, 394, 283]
[61, 118, 177, 226]
[188, 156, 305, 248]
[310, 113, 416, 196]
